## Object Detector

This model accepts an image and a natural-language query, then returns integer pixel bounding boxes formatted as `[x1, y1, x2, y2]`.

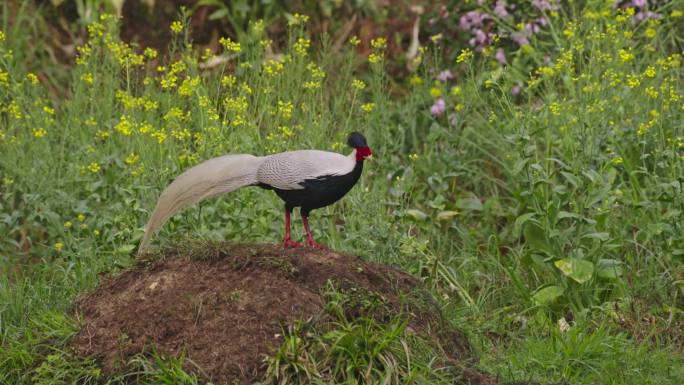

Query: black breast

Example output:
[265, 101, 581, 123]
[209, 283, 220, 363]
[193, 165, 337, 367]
[262, 161, 363, 216]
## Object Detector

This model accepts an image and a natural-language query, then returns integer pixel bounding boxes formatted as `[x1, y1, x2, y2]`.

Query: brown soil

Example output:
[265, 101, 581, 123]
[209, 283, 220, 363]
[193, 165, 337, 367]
[72, 242, 519, 384]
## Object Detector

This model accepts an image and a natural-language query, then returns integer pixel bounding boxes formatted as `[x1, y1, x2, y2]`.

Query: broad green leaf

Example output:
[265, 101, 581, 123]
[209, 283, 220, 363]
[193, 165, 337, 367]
[532, 285, 564, 305]
[561, 171, 582, 188]
[437, 211, 459, 221]
[514, 213, 536, 236]
[405, 209, 427, 221]
[116, 244, 136, 254]
[455, 197, 483, 211]
[523, 222, 552, 255]
[597, 259, 622, 279]
[555, 258, 594, 284]
[582, 232, 609, 241]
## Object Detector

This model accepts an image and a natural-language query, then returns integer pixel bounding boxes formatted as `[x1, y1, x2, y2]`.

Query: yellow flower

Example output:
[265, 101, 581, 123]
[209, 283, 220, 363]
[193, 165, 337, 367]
[125, 153, 140, 165]
[361, 103, 375, 112]
[626, 74, 641, 88]
[549, 102, 561, 116]
[352, 79, 366, 90]
[349, 36, 360, 46]
[221, 74, 236, 88]
[64, 221, 73, 229]
[144, 47, 158, 59]
[170, 21, 183, 34]
[456, 48, 473, 64]
[78, 214, 86, 222]
[32, 128, 47, 138]
[54, 242, 63, 251]
[370, 37, 387, 50]
[177, 76, 200, 97]
[618, 49, 634, 63]
[219, 37, 241, 53]
[368, 53, 383, 63]
[303, 81, 320, 89]
[643, 66, 656, 78]
[26, 73, 39, 84]
[671, 10, 683, 18]
[409, 75, 423, 86]
[409, 153, 419, 161]
[88, 162, 101, 173]
[277, 100, 294, 119]
[451, 86, 462, 96]
[43, 106, 55, 115]
[293, 38, 310, 56]
[0, 31, 4, 42]
[430, 87, 442, 98]
[645, 28, 657, 38]
[287, 13, 309, 27]
[115, 115, 134, 136]
[81, 72, 94, 84]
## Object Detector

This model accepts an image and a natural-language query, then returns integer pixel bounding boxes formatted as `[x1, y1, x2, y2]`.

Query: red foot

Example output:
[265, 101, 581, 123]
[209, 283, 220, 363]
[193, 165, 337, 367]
[306, 240, 328, 250]
[283, 239, 303, 249]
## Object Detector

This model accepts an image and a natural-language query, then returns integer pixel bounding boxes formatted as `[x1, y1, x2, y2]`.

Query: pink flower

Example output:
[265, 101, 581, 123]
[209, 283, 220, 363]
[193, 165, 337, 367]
[436, 70, 454, 82]
[430, 98, 446, 116]
[495, 48, 507, 65]
[494, 1, 509, 18]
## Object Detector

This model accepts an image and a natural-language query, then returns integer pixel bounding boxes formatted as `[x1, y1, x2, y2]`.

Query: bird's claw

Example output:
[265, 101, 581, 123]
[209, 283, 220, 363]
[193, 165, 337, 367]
[306, 240, 328, 250]
[283, 239, 303, 249]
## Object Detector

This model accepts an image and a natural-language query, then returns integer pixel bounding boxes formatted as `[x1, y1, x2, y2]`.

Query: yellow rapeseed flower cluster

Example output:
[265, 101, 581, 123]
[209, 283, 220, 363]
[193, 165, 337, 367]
[361, 103, 375, 113]
[32, 128, 47, 138]
[456, 48, 473, 64]
[170, 21, 183, 34]
[294, 38, 310, 56]
[219, 37, 241, 53]
[88, 162, 101, 173]
[26, 73, 39, 85]
[178, 76, 201, 97]
[288, 13, 310, 27]
[368, 37, 386, 64]
[278, 100, 294, 120]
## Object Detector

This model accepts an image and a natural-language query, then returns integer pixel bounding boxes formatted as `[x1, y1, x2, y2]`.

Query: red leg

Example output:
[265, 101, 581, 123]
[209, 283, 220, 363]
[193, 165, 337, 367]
[283, 209, 302, 249]
[302, 215, 327, 249]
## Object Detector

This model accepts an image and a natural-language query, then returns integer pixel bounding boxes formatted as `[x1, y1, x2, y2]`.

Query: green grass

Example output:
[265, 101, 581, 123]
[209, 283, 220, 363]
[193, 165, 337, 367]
[1, 1, 684, 383]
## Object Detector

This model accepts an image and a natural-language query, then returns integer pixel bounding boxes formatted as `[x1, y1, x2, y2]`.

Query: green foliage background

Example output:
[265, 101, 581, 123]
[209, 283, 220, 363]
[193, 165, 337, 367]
[1, 1, 683, 383]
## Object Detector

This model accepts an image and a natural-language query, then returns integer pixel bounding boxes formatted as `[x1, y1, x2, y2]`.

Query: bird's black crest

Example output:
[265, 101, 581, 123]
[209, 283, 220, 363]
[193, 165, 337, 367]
[347, 132, 368, 148]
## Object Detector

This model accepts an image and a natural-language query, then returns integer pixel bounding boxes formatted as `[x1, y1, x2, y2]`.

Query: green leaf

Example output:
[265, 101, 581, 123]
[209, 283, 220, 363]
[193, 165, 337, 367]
[523, 222, 552, 255]
[405, 209, 427, 221]
[597, 259, 622, 279]
[436, 210, 459, 221]
[555, 258, 594, 284]
[514, 213, 536, 237]
[532, 285, 564, 305]
[455, 196, 483, 211]
[561, 171, 582, 188]
[116, 244, 136, 254]
[209, 8, 230, 20]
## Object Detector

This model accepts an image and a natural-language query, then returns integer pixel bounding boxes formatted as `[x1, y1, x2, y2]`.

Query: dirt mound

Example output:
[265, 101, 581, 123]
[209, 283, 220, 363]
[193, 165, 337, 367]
[72, 242, 511, 384]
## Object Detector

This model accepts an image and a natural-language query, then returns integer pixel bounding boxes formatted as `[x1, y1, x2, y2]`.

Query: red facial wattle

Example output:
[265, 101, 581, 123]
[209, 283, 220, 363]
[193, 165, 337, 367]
[356, 146, 372, 161]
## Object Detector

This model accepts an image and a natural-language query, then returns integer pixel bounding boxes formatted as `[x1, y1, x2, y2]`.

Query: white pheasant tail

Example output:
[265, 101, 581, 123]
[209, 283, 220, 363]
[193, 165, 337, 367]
[137, 149, 358, 255]
[138, 154, 265, 254]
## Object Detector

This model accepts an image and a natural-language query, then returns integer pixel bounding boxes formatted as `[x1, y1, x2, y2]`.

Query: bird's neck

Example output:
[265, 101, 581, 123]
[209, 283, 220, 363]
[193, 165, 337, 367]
[349, 149, 368, 163]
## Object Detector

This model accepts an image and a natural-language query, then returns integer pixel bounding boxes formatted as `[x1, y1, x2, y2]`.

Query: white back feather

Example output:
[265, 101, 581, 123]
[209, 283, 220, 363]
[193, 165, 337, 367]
[256, 150, 356, 190]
